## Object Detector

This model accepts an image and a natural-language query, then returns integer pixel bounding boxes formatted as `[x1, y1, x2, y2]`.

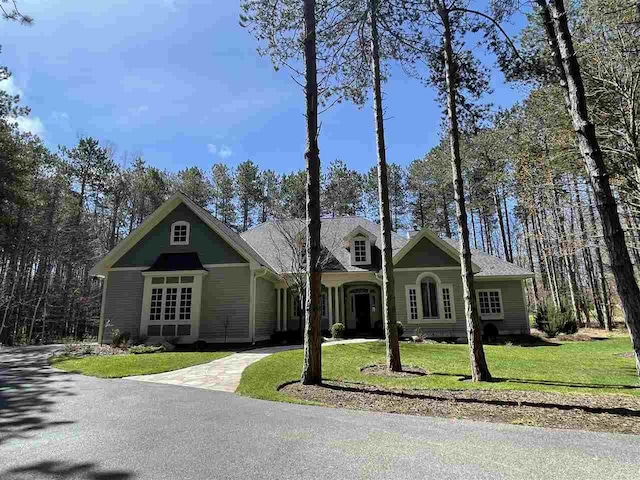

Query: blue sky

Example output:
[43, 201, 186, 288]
[1, 0, 529, 175]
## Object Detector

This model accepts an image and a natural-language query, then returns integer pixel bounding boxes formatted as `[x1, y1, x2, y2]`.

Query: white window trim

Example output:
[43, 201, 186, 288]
[293, 292, 328, 319]
[476, 288, 505, 320]
[404, 272, 456, 324]
[405, 285, 420, 323]
[441, 283, 456, 322]
[140, 270, 207, 342]
[170, 221, 190, 246]
[350, 235, 371, 266]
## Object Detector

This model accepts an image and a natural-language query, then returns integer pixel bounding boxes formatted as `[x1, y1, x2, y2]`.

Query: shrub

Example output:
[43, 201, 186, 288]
[330, 322, 345, 339]
[129, 345, 166, 354]
[535, 303, 577, 338]
[396, 321, 404, 338]
[110, 329, 131, 347]
[413, 326, 426, 343]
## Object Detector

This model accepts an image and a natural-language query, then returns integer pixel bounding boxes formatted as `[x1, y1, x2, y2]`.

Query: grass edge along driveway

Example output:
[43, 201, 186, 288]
[236, 338, 640, 402]
[50, 351, 232, 378]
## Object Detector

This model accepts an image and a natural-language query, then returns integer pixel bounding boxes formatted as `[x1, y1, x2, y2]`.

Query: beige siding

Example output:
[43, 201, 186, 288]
[255, 277, 276, 340]
[103, 270, 144, 340]
[475, 279, 529, 334]
[199, 266, 250, 342]
[394, 270, 529, 337]
[394, 269, 465, 337]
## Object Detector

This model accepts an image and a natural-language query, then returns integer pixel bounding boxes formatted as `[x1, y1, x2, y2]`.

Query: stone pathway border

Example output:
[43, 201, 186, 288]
[127, 338, 376, 393]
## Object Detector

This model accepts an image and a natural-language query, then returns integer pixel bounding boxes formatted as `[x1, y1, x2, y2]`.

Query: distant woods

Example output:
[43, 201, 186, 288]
[2, 0, 640, 347]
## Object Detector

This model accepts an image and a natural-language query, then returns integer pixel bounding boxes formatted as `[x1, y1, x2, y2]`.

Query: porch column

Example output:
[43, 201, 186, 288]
[334, 285, 340, 325]
[328, 286, 334, 325]
[276, 288, 281, 331]
[283, 288, 288, 331]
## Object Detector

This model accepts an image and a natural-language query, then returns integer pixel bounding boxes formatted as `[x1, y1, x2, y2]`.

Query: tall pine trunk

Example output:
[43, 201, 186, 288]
[494, 190, 511, 262]
[300, 0, 323, 385]
[370, 0, 401, 371]
[586, 185, 613, 330]
[524, 216, 540, 306]
[541, 0, 640, 372]
[439, 3, 491, 382]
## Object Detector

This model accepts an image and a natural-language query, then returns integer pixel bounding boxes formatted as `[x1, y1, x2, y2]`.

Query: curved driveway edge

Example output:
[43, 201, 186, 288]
[126, 338, 377, 392]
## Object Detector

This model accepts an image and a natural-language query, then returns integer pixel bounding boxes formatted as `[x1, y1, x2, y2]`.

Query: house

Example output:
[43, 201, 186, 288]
[90, 192, 533, 344]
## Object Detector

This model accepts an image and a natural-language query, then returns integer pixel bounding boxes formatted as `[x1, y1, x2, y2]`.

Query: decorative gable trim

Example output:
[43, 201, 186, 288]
[343, 225, 377, 244]
[393, 228, 480, 273]
[90, 192, 261, 277]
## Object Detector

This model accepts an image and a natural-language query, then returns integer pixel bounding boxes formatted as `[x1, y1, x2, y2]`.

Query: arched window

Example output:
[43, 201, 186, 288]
[405, 272, 455, 323]
[421, 277, 439, 318]
[170, 221, 190, 246]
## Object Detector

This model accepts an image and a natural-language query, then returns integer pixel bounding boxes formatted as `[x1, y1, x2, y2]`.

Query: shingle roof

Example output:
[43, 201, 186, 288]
[241, 216, 532, 278]
[241, 216, 409, 273]
[440, 237, 533, 277]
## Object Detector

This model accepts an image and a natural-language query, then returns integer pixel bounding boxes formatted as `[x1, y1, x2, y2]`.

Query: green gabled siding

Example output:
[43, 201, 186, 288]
[113, 203, 247, 267]
[395, 237, 459, 268]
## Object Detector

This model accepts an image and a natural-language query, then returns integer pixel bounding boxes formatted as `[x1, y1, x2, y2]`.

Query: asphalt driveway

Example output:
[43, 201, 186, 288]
[1, 346, 640, 479]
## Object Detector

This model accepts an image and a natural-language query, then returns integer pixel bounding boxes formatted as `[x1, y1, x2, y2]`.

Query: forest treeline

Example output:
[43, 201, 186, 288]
[1, 0, 639, 347]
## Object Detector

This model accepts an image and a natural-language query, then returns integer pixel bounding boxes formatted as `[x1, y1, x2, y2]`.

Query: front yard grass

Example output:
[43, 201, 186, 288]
[236, 337, 640, 402]
[50, 351, 232, 378]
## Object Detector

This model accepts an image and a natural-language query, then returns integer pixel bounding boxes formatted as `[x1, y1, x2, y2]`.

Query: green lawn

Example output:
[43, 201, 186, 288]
[50, 351, 232, 378]
[236, 338, 640, 402]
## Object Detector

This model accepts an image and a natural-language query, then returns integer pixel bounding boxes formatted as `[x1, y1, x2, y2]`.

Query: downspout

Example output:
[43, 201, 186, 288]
[97, 272, 108, 345]
[250, 267, 269, 344]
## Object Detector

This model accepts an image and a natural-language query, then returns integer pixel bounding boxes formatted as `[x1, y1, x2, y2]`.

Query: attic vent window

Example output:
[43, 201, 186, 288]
[171, 221, 190, 246]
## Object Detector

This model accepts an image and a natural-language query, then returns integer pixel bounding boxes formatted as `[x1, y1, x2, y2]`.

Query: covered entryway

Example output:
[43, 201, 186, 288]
[353, 291, 371, 332]
[343, 283, 381, 333]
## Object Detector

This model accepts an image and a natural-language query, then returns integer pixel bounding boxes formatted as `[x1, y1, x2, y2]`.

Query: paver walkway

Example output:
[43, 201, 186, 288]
[127, 338, 376, 392]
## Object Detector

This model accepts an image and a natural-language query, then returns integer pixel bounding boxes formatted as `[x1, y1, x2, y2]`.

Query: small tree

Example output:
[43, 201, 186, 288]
[267, 218, 340, 334]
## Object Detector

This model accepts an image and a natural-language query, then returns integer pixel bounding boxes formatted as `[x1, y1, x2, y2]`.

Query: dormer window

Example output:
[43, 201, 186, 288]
[170, 221, 190, 246]
[351, 235, 371, 265]
[354, 238, 367, 263]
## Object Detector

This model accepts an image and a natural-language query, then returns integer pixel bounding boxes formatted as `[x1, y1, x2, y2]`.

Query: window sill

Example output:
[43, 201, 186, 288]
[407, 318, 456, 325]
[480, 315, 504, 321]
[170, 241, 190, 246]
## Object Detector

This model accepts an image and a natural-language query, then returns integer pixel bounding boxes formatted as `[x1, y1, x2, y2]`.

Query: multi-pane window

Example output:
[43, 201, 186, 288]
[150, 288, 163, 321]
[442, 286, 453, 320]
[148, 276, 194, 336]
[478, 290, 502, 316]
[164, 288, 178, 320]
[293, 292, 327, 318]
[170, 221, 190, 245]
[354, 239, 367, 263]
[420, 278, 439, 318]
[406, 286, 419, 321]
[180, 287, 192, 321]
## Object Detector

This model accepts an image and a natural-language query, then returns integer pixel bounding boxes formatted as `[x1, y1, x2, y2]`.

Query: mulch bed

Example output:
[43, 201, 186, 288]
[280, 381, 640, 435]
[360, 364, 429, 377]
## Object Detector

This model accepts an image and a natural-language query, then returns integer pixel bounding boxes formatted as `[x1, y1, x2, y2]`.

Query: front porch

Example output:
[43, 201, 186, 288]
[274, 272, 382, 335]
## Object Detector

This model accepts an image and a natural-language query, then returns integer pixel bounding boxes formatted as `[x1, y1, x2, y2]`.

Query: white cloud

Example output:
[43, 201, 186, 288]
[13, 116, 46, 136]
[0, 76, 24, 97]
[219, 146, 232, 158]
[206, 143, 232, 158]
[163, 0, 178, 11]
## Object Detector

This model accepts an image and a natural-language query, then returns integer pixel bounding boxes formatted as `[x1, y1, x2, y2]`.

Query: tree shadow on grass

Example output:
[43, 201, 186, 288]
[2, 460, 134, 479]
[321, 382, 640, 418]
[0, 345, 76, 446]
[427, 372, 640, 391]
